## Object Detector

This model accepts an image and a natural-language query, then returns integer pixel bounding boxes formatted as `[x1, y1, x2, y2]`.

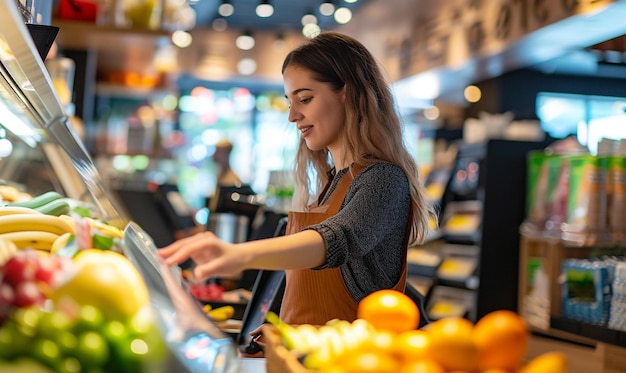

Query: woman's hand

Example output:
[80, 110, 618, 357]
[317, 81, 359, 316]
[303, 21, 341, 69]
[157, 231, 249, 282]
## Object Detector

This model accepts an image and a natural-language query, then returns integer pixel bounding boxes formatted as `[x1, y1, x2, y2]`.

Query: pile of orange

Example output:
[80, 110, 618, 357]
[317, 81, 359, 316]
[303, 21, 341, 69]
[319, 289, 566, 373]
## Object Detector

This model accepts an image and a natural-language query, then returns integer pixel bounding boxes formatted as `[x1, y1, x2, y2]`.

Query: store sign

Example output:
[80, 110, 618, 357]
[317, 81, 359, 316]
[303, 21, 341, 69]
[399, 0, 615, 78]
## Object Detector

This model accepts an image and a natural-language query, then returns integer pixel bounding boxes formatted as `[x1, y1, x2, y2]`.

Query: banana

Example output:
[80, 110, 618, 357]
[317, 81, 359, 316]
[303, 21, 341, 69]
[292, 324, 322, 355]
[0, 230, 60, 251]
[51, 232, 73, 254]
[34, 199, 71, 216]
[0, 214, 75, 235]
[0, 206, 43, 216]
[0, 237, 17, 265]
[8, 191, 63, 209]
[207, 305, 235, 322]
[84, 217, 124, 238]
[58, 214, 77, 232]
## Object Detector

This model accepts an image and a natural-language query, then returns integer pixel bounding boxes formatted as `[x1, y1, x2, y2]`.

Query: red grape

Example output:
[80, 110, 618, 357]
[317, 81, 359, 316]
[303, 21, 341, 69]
[0, 282, 15, 319]
[2, 255, 38, 285]
[13, 281, 43, 307]
[35, 257, 57, 284]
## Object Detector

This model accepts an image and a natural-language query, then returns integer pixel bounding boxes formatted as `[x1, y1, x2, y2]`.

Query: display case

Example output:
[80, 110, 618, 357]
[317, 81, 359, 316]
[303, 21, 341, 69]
[0, 2, 244, 372]
[0, 1, 123, 224]
[408, 139, 551, 322]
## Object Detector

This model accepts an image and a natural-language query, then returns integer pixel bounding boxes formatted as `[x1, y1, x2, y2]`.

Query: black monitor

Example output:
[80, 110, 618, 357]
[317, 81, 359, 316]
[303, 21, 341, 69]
[112, 182, 196, 248]
[237, 270, 285, 354]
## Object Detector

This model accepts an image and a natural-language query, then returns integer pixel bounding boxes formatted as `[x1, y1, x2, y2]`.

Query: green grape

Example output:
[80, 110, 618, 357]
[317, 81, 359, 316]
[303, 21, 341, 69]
[31, 338, 61, 369]
[75, 331, 110, 369]
[54, 331, 78, 355]
[37, 309, 74, 339]
[74, 305, 105, 333]
[0, 325, 19, 359]
[2, 320, 33, 357]
[55, 356, 82, 373]
[10, 306, 42, 337]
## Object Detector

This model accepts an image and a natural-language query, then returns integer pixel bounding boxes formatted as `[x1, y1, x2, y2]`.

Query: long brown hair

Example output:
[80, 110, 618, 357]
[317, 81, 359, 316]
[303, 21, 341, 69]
[282, 31, 434, 245]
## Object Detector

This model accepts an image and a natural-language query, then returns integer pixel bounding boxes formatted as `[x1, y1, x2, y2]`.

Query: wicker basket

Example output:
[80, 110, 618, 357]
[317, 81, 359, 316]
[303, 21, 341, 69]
[261, 324, 312, 373]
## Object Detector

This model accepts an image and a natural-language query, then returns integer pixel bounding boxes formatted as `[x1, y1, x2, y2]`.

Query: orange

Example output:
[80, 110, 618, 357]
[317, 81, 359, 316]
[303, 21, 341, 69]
[425, 317, 478, 372]
[394, 329, 430, 363]
[473, 310, 529, 371]
[399, 359, 445, 373]
[50, 249, 149, 321]
[357, 289, 419, 333]
[333, 350, 400, 373]
[354, 330, 396, 361]
[518, 351, 566, 373]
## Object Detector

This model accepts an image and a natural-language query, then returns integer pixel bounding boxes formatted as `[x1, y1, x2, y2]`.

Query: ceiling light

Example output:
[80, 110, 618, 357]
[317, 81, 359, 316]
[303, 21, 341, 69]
[212, 17, 228, 31]
[236, 31, 255, 50]
[301, 10, 317, 26]
[256, 0, 274, 17]
[334, 7, 352, 24]
[319, 1, 335, 16]
[464, 85, 482, 103]
[344, 0, 358, 3]
[302, 23, 321, 39]
[237, 58, 257, 75]
[218, 0, 234, 17]
[171, 30, 192, 48]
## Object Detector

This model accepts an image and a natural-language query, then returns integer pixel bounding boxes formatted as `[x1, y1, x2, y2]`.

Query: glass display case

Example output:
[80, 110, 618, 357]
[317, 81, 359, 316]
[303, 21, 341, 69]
[0, 0, 123, 224]
[0, 2, 242, 372]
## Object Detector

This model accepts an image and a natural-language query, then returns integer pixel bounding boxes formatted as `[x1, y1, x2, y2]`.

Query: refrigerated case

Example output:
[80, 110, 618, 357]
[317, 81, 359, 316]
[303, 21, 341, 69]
[0, 1, 123, 224]
[0, 2, 244, 372]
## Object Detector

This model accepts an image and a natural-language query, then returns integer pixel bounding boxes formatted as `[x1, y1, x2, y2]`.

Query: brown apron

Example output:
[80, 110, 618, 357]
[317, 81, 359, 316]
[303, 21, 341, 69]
[280, 166, 408, 325]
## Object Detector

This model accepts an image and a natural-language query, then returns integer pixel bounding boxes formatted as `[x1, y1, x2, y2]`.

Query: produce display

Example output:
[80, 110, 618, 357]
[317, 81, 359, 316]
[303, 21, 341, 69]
[264, 289, 567, 373]
[0, 189, 167, 373]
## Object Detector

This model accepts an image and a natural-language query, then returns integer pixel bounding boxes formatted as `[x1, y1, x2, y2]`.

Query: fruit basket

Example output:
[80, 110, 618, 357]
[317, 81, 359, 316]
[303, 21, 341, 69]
[261, 289, 568, 373]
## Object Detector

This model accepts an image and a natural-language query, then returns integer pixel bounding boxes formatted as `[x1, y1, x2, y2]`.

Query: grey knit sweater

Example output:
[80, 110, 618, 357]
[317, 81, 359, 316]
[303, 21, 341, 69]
[304, 161, 411, 303]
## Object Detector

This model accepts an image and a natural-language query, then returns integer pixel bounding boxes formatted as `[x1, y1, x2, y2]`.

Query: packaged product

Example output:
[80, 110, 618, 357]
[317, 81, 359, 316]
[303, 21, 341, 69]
[607, 156, 626, 246]
[561, 258, 614, 326]
[608, 262, 626, 332]
[522, 151, 560, 235]
[560, 155, 609, 246]
[544, 156, 570, 238]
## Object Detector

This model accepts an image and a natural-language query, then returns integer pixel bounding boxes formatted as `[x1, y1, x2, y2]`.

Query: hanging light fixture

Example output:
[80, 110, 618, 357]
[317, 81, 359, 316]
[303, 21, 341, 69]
[301, 9, 317, 26]
[236, 31, 255, 50]
[256, 0, 274, 18]
[319, 0, 335, 16]
[334, 6, 352, 24]
[218, 0, 234, 17]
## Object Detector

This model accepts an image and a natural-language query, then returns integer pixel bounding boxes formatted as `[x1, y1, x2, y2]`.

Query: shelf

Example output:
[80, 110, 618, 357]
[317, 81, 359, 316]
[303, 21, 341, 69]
[95, 83, 178, 99]
[550, 316, 626, 348]
[52, 19, 171, 51]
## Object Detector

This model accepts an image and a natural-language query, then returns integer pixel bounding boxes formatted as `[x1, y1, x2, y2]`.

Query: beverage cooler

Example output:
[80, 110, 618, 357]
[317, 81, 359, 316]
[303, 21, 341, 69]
[0, 2, 246, 372]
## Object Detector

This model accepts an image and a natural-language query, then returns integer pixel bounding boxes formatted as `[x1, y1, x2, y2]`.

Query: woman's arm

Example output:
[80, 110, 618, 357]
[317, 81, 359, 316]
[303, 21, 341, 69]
[158, 229, 326, 281]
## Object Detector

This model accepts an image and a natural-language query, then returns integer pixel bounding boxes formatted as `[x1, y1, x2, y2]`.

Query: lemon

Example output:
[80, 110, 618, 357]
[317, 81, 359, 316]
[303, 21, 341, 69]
[50, 250, 149, 322]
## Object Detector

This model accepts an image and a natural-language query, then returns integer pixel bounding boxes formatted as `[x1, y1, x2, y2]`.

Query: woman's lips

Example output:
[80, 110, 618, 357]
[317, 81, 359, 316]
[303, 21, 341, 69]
[300, 125, 313, 137]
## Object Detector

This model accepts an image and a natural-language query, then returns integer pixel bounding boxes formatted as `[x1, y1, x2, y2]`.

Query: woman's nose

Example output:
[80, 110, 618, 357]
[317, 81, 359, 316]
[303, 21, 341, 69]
[288, 106, 302, 122]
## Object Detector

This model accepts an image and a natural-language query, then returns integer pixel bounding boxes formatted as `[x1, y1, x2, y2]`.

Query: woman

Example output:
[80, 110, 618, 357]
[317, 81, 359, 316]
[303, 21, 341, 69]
[159, 31, 434, 326]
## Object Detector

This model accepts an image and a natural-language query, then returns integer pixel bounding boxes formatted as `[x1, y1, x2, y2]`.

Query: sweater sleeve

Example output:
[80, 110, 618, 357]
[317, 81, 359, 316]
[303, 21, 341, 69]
[305, 162, 411, 269]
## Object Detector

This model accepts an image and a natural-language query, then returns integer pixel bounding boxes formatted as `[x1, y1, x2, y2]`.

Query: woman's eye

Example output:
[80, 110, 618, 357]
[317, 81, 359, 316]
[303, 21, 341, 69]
[300, 97, 312, 104]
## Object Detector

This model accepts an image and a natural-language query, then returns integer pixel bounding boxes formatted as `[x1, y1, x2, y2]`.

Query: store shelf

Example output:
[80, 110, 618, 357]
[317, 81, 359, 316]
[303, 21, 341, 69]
[52, 18, 171, 51]
[550, 316, 626, 348]
[95, 83, 177, 99]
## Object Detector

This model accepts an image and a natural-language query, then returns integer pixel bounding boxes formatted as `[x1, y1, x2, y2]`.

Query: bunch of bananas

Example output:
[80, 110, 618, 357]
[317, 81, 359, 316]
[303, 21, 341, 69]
[265, 312, 377, 370]
[0, 191, 124, 254]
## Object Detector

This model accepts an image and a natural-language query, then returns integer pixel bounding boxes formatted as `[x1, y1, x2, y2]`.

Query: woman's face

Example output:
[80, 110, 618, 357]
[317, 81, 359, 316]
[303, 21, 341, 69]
[283, 65, 346, 156]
